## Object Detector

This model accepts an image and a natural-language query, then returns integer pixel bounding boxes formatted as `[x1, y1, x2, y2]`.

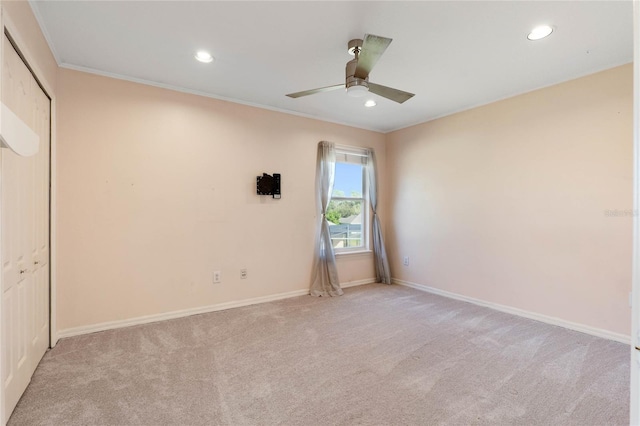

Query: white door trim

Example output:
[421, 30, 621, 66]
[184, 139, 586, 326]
[0, 6, 5, 424]
[631, 1, 639, 425]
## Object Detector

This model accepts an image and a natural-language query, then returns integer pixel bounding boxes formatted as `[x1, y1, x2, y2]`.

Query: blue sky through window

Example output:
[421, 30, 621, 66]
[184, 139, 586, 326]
[333, 162, 363, 197]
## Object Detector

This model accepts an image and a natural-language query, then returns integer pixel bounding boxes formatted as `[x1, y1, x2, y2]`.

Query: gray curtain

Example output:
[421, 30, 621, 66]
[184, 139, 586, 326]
[310, 141, 343, 297]
[366, 149, 391, 284]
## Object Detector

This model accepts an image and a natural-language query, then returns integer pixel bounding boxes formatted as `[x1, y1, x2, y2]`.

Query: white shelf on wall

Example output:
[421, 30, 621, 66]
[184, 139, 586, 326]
[0, 103, 39, 157]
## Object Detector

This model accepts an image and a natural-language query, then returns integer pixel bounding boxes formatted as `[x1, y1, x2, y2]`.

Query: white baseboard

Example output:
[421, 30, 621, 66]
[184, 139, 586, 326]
[393, 278, 631, 345]
[341, 278, 377, 288]
[57, 279, 376, 339]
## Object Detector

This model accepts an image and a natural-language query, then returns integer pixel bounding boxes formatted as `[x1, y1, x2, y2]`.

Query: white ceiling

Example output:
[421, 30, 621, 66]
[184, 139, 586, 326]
[30, 1, 633, 133]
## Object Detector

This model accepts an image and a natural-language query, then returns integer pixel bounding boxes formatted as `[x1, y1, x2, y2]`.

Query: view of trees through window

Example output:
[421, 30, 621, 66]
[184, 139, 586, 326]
[328, 160, 366, 249]
[326, 191, 362, 225]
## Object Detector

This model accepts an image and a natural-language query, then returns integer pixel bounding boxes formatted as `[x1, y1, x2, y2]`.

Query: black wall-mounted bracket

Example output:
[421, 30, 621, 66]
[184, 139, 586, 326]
[256, 173, 281, 199]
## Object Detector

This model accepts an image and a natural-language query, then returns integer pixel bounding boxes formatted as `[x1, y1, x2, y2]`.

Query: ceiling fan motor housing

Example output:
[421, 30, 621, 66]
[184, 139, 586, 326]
[345, 58, 369, 96]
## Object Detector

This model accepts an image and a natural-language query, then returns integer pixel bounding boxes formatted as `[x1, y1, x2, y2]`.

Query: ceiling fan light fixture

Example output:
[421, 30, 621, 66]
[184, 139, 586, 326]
[346, 77, 369, 98]
[195, 50, 214, 63]
[347, 85, 369, 97]
[364, 100, 377, 107]
[527, 25, 554, 41]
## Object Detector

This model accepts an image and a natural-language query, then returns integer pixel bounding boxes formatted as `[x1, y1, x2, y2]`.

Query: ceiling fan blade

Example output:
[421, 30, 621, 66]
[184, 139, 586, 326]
[354, 34, 392, 79]
[368, 82, 415, 104]
[286, 84, 345, 98]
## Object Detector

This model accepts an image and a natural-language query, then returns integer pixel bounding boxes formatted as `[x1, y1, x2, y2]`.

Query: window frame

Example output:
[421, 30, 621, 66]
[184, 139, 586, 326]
[329, 146, 370, 254]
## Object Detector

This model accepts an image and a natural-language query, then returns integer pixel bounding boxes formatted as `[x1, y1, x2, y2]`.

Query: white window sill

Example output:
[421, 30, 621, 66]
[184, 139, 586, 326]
[335, 250, 373, 257]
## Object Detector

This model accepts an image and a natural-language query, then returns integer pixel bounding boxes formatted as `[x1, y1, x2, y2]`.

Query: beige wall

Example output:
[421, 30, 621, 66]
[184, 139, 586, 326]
[44, 40, 634, 336]
[56, 69, 385, 331]
[387, 64, 633, 336]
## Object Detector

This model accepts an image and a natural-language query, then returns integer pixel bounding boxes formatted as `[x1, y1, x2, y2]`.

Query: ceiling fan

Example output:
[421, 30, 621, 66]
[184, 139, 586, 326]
[286, 34, 415, 104]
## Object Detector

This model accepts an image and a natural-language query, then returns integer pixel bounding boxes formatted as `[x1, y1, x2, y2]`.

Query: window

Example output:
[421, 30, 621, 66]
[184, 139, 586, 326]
[327, 147, 368, 252]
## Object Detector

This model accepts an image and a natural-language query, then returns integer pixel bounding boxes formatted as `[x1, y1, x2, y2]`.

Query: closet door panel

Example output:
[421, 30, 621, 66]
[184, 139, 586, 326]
[1, 148, 32, 422]
[30, 75, 49, 369]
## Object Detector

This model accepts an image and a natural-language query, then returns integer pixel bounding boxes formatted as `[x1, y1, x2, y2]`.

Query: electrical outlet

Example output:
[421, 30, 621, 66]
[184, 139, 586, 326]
[213, 271, 221, 283]
[241, 269, 247, 279]
[403, 256, 410, 266]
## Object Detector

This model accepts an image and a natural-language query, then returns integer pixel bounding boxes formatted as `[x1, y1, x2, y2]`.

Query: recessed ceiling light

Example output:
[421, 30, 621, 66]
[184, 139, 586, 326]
[364, 100, 377, 108]
[527, 25, 554, 41]
[195, 51, 214, 63]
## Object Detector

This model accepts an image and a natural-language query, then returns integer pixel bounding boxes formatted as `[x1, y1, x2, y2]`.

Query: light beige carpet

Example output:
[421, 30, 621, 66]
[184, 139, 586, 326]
[8, 284, 629, 425]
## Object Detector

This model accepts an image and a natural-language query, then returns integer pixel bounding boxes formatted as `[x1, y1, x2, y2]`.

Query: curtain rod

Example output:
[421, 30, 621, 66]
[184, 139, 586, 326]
[334, 144, 372, 157]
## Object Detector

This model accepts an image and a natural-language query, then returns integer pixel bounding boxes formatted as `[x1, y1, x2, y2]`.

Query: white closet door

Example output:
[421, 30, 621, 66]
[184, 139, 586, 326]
[1, 34, 50, 423]
[29, 70, 49, 374]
